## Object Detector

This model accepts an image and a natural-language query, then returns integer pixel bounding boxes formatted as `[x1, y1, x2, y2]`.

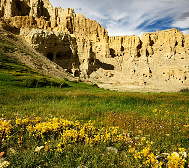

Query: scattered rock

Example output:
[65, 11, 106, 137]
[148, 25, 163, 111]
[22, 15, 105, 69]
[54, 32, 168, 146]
[8, 148, 16, 155]
[0, 152, 6, 158]
[161, 153, 170, 156]
[125, 138, 132, 142]
[34, 146, 45, 152]
[181, 151, 187, 158]
[172, 152, 179, 157]
[77, 165, 88, 168]
[0, 161, 10, 168]
[106, 147, 118, 154]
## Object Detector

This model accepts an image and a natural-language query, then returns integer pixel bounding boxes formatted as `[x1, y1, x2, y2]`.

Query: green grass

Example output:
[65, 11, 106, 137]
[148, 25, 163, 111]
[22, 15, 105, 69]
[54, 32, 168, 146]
[0, 52, 69, 88]
[0, 51, 189, 167]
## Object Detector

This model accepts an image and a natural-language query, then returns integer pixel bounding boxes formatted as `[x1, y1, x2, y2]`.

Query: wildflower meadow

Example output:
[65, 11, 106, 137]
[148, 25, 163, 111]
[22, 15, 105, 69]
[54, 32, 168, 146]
[0, 52, 189, 167]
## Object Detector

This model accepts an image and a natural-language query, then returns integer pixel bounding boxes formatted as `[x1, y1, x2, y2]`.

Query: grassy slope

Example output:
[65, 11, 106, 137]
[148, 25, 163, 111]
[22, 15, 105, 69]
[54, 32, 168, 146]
[0, 34, 189, 167]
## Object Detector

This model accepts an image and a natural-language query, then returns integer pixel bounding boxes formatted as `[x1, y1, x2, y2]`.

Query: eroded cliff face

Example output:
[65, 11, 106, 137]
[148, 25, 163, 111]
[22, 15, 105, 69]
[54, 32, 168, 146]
[106, 28, 189, 87]
[0, 0, 109, 78]
[20, 29, 78, 73]
[0, 0, 189, 91]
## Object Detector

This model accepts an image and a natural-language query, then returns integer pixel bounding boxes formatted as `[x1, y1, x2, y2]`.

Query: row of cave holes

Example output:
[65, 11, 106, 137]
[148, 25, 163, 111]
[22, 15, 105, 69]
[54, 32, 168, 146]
[142, 69, 152, 78]
[162, 72, 187, 83]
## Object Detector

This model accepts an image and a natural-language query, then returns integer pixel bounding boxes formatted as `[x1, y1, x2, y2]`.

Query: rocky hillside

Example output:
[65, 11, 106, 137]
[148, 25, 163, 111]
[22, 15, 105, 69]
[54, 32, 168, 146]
[0, 28, 75, 81]
[0, 0, 189, 92]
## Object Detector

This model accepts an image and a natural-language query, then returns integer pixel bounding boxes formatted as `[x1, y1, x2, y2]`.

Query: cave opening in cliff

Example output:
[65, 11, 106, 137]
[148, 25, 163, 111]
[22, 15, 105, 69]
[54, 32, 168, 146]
[56, 50, 72, 59]
[110, 48, 115, 57]
[54, 51, 73, 73]
[15, 0, 30, 16]
[56, 53, 61, 58]
[146, 49, 149, 57]
[47, 53, 53, 61]
[74, 70, 80, 77]
[37, 1, 50, 20]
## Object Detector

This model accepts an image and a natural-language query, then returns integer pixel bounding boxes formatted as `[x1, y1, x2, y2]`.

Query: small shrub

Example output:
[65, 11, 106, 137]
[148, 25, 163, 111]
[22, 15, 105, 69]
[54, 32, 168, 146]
[179, 88, 189, 92]
[19, 77, 68, 88]
[93, 83, 99, 88]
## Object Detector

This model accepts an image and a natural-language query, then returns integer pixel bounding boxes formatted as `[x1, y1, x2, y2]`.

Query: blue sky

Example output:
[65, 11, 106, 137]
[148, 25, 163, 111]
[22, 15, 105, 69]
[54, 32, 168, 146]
[49, 0, 189, 37]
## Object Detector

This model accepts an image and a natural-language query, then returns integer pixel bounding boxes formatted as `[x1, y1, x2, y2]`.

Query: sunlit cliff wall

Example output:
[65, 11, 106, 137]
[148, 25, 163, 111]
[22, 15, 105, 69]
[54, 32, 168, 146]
[1, 0, 188, 88]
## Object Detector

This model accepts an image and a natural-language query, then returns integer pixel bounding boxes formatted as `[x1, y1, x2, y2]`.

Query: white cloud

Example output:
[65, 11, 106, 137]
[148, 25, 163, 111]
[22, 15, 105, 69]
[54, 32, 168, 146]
[172, 17, 189, 29]
[49, 0, 189, 36]
[182, 29, 189, 35]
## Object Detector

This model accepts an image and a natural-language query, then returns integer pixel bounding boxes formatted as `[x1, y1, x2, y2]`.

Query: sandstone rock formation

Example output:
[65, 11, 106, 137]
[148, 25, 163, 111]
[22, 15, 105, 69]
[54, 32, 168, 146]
[0, 0, 189, 92]
[20, 29, 80, 76]
[107, 29, 189, 86]
[1, 0, 109, 78]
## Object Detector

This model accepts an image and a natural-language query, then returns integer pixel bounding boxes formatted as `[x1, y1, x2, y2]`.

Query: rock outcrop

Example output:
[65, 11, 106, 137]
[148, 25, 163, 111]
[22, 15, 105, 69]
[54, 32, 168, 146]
[20, 29, 80, 76]
[107, 28, 189, 87]
[1, 0, 109, 78]
[0, 0, 189, 91]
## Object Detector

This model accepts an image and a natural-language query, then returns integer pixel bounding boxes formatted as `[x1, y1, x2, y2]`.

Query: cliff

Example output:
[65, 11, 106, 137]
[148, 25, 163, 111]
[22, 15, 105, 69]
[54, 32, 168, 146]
[0, 0, 189, 91]
[108, 29, 189, 85]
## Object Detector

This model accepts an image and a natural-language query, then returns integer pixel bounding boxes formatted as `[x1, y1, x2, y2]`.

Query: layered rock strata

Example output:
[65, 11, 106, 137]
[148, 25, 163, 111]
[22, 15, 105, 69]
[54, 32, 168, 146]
[107, 29, 189, 87]
[0, 0, 109, 78]
[0, 0, 189, 91]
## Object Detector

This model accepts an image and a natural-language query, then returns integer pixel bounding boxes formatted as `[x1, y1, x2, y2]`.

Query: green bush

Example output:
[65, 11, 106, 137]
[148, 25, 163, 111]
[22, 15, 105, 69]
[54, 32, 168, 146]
[16, 76, 68, 88]
[180, 88, 189, 92]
